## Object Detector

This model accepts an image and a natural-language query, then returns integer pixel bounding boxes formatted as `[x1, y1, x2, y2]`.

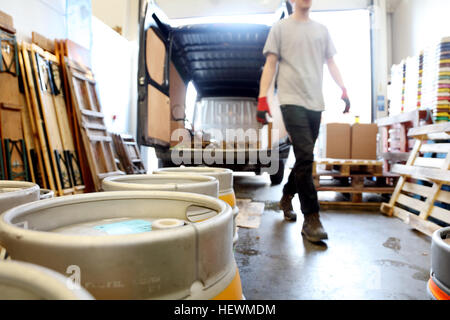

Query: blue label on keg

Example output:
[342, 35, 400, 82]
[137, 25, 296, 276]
[94, 220, 152, 235]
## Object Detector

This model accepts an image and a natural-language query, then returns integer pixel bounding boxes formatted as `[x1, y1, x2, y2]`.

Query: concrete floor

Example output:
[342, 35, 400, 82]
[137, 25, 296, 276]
[233, 171, 432, 300]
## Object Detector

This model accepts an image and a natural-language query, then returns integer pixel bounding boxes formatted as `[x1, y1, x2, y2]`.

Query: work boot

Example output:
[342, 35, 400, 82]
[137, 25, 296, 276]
[279, 194, 297, 222]
[301, 212, 328, 243]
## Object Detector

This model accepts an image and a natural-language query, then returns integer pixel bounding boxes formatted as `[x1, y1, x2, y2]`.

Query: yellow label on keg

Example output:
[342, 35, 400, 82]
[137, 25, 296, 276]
[220, 193, 236, 208]
[213, 269, 244, 300]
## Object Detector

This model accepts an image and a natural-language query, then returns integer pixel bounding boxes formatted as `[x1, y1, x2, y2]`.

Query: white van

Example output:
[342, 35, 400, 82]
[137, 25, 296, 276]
[137, 0, 291, 184]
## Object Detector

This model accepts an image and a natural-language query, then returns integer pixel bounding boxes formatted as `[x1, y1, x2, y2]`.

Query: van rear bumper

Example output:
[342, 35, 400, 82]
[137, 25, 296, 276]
[155, 144, 290, 173]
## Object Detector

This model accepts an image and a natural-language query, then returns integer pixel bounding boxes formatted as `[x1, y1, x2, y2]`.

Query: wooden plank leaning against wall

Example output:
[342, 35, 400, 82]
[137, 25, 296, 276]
[64, 57, 123, 191]
[20, 40, 85, 196]
[56, 39, 96, 193]
[17, 43, 46, 187]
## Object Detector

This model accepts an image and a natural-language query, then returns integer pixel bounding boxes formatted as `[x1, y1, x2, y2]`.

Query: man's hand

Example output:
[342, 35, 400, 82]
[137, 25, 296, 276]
[341, 88, 351, 114]
[257, 97, 272, 125]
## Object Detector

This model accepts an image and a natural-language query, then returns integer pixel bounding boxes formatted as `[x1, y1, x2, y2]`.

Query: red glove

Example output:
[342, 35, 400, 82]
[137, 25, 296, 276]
[342, 88, 351, 114]
[257, 97, 272, 125]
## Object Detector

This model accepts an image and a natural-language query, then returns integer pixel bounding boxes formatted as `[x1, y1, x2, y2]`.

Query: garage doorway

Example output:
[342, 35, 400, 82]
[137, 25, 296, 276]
[311, 9, 373, 124]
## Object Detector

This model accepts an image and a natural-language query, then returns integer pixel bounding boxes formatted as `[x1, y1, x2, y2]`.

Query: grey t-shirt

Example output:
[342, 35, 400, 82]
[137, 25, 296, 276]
[263, 17, 337, 112]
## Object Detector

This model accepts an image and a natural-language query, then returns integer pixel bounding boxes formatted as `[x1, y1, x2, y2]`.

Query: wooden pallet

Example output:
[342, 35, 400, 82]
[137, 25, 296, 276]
[316, 176, 396, 209]
[314, 159, 396, 209]
[112, 133, 146, 174]
[314, 159, 384, 177]
[64, 58, 123, 191]
[381, 123, 450, 236]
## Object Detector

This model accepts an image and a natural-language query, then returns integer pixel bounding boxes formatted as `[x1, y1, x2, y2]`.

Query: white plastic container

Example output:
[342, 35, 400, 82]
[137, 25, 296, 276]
[154, 167, 239, 244]
[102, 174, 219, 198]
[0, 260, 94, 300]
[39, 189, 55, 200]
[0, 181, 40, 214]
[0, 191, 243, 300]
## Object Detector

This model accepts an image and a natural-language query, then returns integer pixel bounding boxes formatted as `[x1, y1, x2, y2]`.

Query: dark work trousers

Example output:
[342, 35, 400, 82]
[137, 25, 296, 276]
[280, 105, 322, 216]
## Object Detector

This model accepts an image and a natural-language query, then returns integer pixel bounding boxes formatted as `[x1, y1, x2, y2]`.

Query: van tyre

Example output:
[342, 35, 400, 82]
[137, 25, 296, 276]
[158, 159, 174, 168]
[270, 160, 285, 185]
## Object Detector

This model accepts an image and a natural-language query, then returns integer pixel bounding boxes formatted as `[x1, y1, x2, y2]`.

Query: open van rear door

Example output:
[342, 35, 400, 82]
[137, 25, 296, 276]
[137, 3, 173, 148]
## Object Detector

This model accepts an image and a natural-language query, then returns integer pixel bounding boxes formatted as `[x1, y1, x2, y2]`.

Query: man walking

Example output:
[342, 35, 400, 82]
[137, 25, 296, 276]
[257, 0, 350, 243]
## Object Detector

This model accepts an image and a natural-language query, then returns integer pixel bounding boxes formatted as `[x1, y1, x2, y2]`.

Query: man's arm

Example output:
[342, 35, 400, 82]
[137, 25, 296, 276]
[259, 53, 279, 98]
[327, 57, 351, 113]
[327, 57, 345, 90]
[256, 54, 279, 124]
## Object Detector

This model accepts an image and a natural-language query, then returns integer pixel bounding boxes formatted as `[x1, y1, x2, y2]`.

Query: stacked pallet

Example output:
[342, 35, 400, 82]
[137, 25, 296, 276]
[381, 123, 450, 236]
[313, 159, 398, 209]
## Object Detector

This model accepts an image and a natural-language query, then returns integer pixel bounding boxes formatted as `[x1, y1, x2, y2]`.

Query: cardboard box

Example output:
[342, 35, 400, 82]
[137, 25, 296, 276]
[351, 124, 378, 160]
[324, 123, 351, 159]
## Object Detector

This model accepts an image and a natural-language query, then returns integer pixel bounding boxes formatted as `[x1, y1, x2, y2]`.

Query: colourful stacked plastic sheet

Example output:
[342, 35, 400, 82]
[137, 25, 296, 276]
[417, 52, 424, 108]
[423, 38, 450, 122]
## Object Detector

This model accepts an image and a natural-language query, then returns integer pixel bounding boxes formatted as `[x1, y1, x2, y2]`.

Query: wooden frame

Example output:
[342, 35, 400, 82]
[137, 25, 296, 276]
[112, 133, 146, 174]
[56, 39, 95, 193]
[17, 44, 47, 187]
[21, 42, 80, 196]
[381, 123, 450, 236]
[21, 43, 56, 191]
[65, 58, 123, 191]
[0, 103, 28, 181]
[0, 29, 18, 76]
[32, 44, 74, 195]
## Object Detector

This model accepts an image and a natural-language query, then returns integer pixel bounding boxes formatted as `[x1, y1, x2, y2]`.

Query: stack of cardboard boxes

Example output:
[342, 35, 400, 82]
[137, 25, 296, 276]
[322, 123, 378, 160]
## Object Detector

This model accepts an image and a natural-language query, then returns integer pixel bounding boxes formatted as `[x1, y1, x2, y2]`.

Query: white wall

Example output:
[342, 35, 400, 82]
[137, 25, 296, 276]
[392, 0, 450, 64]
[91, 17, 138, 135]
[0, 0, 66, 41]
[92, 0, 139, 41]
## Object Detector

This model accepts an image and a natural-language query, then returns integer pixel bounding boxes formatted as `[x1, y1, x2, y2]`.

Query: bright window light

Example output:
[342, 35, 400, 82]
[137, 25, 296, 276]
[311, 10, 372, 124]
[183, 9, 372, 125]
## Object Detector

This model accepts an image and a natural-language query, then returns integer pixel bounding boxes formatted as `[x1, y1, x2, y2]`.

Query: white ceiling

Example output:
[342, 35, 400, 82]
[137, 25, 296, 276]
[153, 0, 398, 20]
[153, 0, 284, 19]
